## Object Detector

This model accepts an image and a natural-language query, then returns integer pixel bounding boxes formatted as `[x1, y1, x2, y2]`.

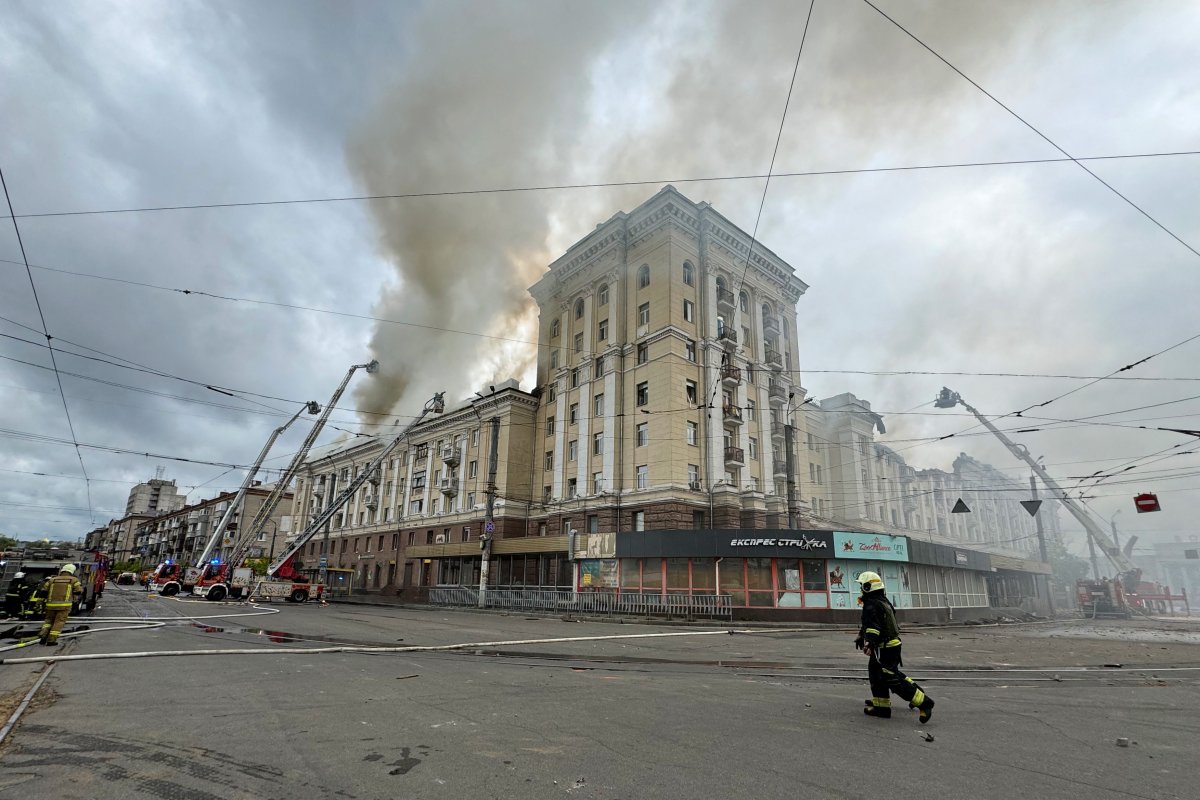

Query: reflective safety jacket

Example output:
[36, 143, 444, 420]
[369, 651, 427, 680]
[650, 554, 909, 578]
[858, 590, 901, 649]
[40, 574, 83, 609]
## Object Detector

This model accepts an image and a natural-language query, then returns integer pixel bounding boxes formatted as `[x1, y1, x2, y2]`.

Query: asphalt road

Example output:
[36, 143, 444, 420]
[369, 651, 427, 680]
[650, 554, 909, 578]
[1, 586, 1197, 800]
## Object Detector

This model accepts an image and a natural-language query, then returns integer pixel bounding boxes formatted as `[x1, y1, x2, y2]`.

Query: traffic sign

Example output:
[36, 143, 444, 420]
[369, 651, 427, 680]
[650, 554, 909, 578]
[484, 520, 495, 534]
[951, 498, 971, 513]
[1134, 493, 1161, 513]
[319, 556, 328, 567]
[1019, 500, 1042, 517]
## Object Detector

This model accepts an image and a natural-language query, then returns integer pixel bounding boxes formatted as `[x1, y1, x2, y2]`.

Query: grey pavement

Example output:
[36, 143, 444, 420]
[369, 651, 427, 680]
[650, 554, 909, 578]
[1, 586, 1197, 799]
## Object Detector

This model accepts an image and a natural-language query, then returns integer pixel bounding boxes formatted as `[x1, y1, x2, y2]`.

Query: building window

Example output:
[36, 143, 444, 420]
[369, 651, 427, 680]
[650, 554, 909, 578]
[547, 383, 556, 402]
[599, 284, 609, 306]
[568, 440, 578, 461]
[567, 477, 578, 498]
[809, 463, 816, 482]
[593, 433, 603, 456]
[749, 437, 758, 460]
[598, 319, 608, 341]
[545, 451, 554, 470]
[636, 465, 648, 489]
[637, 264, 650, 289]
[594, 393, 604, 416]
[688, 463, 699, 486]
[407, 531, 415, 546]
[594, 357, 604, 378]
[462, 527, 471, 543]
[637, 343, 648, 364]
[550, 319, 560, 338]
[739, 291, 748, 312]
[543, 485, 552, 502]
[575, 298, 585, 319]
[636, 423, 648, 447]
[692, 510, 705, 528]
[569, 403, 579, 424]
[746, 400, 755, 421]
[550, 350, 559, 369]
[747, 365, 754, 384]
[538, 522, 548, 536]
[638, 302, 650, 327]
[686, 340, 696, 362]
[633, 510, 645, 531]
[412, 471, 426, 490]
[816, 465, 822, 484]
[409, 499, 423, 515]
[466, 491, 476, 507]
[687, 421, 698, 446]
[593, 472, 603, 493]
[636, 382, 649, 406]
[683, 262, 694, 286]
[546, 416, 555, 436]
[469, 460, 478, 478]
[588, 515, 599, 533]
[683, 299, 694, 322]
[685, 380, 697, 405]
[574, 333, 584, 355]
[572, 368, 581, 388]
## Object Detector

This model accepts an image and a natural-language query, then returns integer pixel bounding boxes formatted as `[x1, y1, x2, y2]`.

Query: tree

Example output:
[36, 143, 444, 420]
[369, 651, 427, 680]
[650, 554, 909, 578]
[244, 557, 271, 576]
[1046, 536, 1089, 584]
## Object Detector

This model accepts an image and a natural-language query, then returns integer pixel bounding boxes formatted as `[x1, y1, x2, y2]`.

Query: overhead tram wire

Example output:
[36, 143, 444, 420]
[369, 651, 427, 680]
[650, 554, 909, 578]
[861, 0, 1200, 262]
[732, 0, 814, 299]
[0, 166, 94, 523]
[0, 150, 1193, 221]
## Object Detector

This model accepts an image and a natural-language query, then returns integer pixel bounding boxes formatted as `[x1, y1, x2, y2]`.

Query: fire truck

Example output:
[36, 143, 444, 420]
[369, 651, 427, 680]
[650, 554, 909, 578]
[192, 361, 382, 602]
[247, 391, 445, 603]
[2, 548, 109, 617]
[935, 388, 1142, 616]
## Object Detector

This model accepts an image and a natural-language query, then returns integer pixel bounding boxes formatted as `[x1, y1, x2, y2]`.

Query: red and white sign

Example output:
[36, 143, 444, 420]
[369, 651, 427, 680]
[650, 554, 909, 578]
[1134, 493, 1161, 513]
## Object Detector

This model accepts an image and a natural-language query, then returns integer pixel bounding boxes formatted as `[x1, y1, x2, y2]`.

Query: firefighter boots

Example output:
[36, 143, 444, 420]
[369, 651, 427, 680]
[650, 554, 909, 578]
[863, 699, 892, 718]
[914, 697, 934, 723]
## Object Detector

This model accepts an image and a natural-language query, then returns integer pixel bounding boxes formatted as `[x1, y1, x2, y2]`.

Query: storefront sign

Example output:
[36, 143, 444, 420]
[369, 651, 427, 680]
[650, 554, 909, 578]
[833, 532, 908, 562]
[955, 551, 968, 565]
[728, 536, 826, 551]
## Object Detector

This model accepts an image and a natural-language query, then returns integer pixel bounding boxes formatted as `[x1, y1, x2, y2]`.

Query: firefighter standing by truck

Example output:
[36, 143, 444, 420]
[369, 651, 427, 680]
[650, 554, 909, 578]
[855, 570, 935, 723]
[38, 564, 83, 646]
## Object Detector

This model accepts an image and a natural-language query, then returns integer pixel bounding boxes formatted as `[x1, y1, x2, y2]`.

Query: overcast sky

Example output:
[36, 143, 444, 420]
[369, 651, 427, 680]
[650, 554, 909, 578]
[2, 0, 1197, 562]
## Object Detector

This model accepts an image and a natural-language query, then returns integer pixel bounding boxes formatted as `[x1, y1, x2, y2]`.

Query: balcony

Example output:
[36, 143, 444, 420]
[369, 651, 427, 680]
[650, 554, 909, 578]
[722, 404, 743, 426]
[363, 494, 378, 509]
[718, 328, 738, 351]
[773, 459, 789, 479]
[765, 348, 783, 370]
[724, 446, 745, 466]
[768, 380, 787, 403]
[762, 314, 780, 335]
[439, 477, 459, 497]
[717, 288, 735, 313]
[771, 421, 786, 441]
[720, 364, 741, 386]
[441, 446, 460, 468]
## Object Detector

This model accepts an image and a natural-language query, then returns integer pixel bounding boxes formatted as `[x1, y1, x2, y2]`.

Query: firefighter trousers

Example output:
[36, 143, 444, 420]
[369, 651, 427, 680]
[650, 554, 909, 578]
[40, 607, 71, 644]
[868, 645, 930, 708]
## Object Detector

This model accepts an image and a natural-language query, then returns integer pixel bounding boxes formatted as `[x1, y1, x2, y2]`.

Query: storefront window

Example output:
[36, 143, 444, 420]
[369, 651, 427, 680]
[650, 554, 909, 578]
[666, 558, 690, 591]
[642, 559, 663, 590]
[620, 559, 640, 589]
[691, 559, 715, 590]
[802, 559, 827, 591]
[719, 558, 745, 606]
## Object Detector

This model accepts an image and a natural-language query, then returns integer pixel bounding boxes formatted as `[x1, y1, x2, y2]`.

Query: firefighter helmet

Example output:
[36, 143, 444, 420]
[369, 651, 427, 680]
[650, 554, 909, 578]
[13, 572, 24, 580]
[60, 564, 77, 575]
[857, 571, 885, 593]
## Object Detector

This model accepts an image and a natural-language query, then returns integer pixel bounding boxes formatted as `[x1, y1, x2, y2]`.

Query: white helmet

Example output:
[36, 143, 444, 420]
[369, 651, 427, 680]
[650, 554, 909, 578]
[13, 572, 24, 580]
[60, 563, 77, 575]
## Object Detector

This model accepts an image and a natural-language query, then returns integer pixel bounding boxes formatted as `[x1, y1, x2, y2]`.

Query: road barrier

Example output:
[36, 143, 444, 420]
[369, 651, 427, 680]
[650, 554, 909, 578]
[428, 586, 733, 621]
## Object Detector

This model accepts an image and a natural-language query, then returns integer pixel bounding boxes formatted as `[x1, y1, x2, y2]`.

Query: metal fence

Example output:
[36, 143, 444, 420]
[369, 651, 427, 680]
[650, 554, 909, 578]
[428, 586, 733, 621]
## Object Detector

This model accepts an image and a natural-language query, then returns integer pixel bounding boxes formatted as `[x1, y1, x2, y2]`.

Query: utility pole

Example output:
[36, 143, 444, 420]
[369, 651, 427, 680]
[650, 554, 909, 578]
[1085, 529, 1101, 580]
[478, 416, 500, 608]
[784, 421, 799, 529]
[1030, 475, 1053, 615]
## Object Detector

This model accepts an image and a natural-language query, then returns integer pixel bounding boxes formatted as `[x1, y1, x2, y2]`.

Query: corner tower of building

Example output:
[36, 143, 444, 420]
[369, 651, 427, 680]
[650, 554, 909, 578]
[528, 185, 809, 535]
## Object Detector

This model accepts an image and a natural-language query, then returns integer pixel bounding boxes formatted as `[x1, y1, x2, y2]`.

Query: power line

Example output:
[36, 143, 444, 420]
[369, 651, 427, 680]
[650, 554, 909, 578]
[0, 166, 94, 523]
[733, 0, 814, 299]
[2, 151, 1196, 221]
[861, 0, 1200, 261]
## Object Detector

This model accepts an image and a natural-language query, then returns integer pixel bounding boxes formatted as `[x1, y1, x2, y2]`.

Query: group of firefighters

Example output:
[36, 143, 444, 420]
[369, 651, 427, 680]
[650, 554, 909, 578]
[3, 563, 84, 646]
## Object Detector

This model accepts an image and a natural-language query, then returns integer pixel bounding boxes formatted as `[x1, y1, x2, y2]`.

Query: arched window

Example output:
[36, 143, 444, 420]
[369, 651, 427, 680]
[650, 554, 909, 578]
[739, 291, 749, 313]
[598, 284, 609, 306]
[574, 298, 585, 320]
[682, 262, 694, 286]
[637, 264, 650, 289]
[761, 302, 771, 319]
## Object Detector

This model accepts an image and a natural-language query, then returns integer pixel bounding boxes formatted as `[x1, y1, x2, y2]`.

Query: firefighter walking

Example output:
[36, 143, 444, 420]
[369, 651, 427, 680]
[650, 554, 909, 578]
[38, 564, 82, 646]
[855, 570, 935, 723]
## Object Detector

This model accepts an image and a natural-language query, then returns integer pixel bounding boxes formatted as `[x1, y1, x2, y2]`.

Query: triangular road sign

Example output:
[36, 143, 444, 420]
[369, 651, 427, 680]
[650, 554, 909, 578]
[951, 498, 971, 513]
[1019, 500, 1042, 517]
